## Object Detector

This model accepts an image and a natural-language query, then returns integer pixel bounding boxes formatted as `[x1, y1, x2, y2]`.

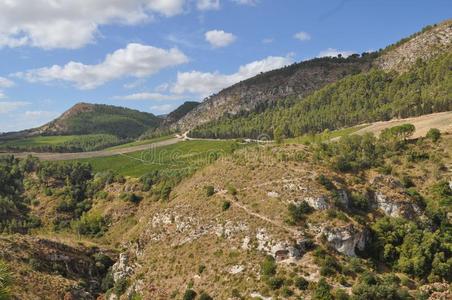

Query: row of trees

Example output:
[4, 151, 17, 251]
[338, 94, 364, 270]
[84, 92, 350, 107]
[190, 52, 451, 139]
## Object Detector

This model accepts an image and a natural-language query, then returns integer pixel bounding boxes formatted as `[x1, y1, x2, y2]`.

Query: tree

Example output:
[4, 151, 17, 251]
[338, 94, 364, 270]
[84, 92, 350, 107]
[426, 128, 441, 142]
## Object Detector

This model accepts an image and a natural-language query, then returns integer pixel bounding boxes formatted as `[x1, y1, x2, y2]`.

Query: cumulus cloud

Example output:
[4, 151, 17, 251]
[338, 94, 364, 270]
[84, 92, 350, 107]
[197, 0, 220, 10]
[172, 55, 293, 97]
[16, 43, 188, 90]
[0, 0, 186, 49]
[0, 101, 29, 114]
[0, 77, 14, 88]
[262, 38, 274, 44]
[294, 31, 311, 41]
[114, 92, 186, 101]
[318, 48, 355, 58]
[205, 30, 237, 48]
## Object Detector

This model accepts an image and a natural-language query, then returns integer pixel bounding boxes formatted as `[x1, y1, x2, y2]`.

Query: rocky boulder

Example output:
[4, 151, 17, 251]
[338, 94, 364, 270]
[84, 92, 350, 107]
[370, 175, 422, 218]
[322, 224, 367, 256]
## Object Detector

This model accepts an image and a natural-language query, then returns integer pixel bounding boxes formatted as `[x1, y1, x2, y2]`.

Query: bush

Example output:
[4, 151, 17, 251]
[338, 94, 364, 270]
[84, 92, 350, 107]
[0, 260, 12, 299]
[205, 185, 215, 197]
[73, 213, 108, 237]
[261, 255, 277, 276]
[295, 276, 309, 290]
[313, 278, 333, 300]
[287, 201, 313, 224]
[317, 175, 335, 190]
[183, 289, 197, 300]
[267, 277, 284, 290]
[113, 277, 128, 296]
[199, 292, 213, 300]
[120, 192, 142, 204]
[426, 128, 441, 142]
[222, 201, 231, 211]
[227, 185, 237, 196]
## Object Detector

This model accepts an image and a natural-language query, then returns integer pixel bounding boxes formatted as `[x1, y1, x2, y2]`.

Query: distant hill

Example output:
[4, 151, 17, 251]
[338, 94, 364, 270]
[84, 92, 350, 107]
[174, 20, 451, 133]
[164, 101, 200, 125]
[1, 103, 163, 140]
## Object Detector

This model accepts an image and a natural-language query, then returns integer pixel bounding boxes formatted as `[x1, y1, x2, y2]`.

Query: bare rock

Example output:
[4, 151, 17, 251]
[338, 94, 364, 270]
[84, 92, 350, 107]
[322, 224, 367, 256]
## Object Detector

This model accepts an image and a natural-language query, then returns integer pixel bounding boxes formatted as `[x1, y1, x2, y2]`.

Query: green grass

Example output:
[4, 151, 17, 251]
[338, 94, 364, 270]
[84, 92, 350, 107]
[104, 135, 173, 150]
[285, 125, 368, 144]
[0, 135, 81, 148]
[76, 140, 243, 177]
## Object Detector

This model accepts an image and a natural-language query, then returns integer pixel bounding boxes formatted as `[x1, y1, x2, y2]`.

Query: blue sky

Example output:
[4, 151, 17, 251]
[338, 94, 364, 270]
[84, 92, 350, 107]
[0, 0, 450, 132]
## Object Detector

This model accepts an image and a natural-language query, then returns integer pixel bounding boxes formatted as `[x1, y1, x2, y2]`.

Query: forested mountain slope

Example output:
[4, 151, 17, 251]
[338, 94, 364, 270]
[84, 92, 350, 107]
[190, 51, 452, 139]
[175, 20, 451, 134]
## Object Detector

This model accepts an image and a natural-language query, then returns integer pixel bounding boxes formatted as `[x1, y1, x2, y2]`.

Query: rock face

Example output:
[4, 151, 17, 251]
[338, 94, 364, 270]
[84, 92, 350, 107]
[303, 196, 330, 210]
[172, 58, 372, 131]
[111, 252, 135, 282]
[370, 175, 422, 218]
[375, 20, 452, 72]
[322, 225, 367, 256]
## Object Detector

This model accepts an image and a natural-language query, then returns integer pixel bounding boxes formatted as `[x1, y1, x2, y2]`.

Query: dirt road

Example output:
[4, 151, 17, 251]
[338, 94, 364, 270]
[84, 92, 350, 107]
[0, 138, 181, 161]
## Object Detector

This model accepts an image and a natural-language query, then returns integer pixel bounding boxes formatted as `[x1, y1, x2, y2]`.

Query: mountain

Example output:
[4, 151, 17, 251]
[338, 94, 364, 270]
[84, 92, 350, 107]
[171, 55, 376, 131]
[1, 103, 163, 140]
[173, 20, 451, 133]
[164, 101, 200, 125]
[189, 20, 452, 139]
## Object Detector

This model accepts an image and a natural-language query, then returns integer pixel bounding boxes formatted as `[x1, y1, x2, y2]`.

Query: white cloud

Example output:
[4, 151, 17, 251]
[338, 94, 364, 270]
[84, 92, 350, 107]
[318, 48, 355, 58]
[0, 77, 14, 88]
[0, 101, 29, 114]
[294, 31, 311, 41]
[150, 104, 177, 114]
[232, 0, 259, 5]
[172, 55, 293, 97]
[205, 30, 236, 48]
[16, 43, 188, 90]
[114, 92, 186, 101]
[197, 0, 220, 10]
[0, 0, 186, 49]
[262, 38, 274, 44]
[0, 91, 5, 99]
[24, 110, 59, 119]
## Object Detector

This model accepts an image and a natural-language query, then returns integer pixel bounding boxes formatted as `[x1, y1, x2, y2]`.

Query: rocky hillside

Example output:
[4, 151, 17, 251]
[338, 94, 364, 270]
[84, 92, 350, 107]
[375, 20, 452, 72]
[0, 124, 450, 299]
[0, 103, 163, 140]
[173, 20, 451, 133]
[171, 55, 375, 131]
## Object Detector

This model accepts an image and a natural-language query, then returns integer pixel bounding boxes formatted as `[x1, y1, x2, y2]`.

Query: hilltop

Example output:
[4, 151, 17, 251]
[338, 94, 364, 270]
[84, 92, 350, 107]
[0, 103, 163, 140]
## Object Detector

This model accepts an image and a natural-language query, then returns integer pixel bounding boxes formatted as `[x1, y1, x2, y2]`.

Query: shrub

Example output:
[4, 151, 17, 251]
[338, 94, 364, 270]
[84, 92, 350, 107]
[317, 175, 335, 190]
[183, 289, 197, 300]
[295, 276, 309, 290]
[222, 201, 231, 211]
[426, 128, 441, 142]
[161, 185, 172, 201]
[205, 185, 215, 197]
[0, 260, 12, 299]
[199, 292, 213, 300]
[120, 192, 142, 204]
[227, 185, 237, 196]
[267, 277, 284, 290]
[73, 213, 108, 237]
[334, 289, 350, 300]
[287, 201, 313, 224]
[312, 278, 333, 300]
[113, 277, 128, 296]
[261, 255, 277, 276]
